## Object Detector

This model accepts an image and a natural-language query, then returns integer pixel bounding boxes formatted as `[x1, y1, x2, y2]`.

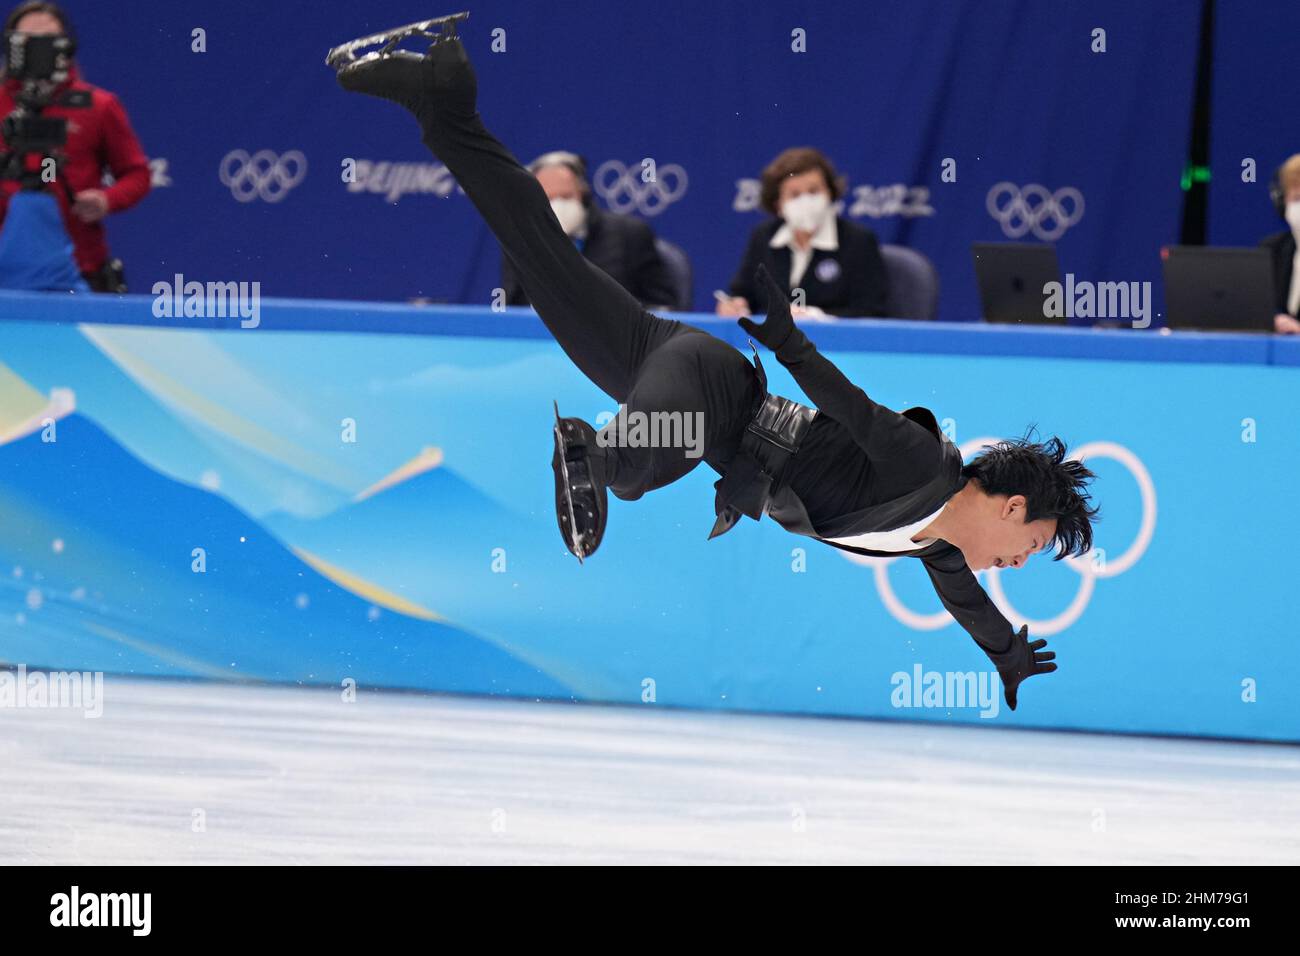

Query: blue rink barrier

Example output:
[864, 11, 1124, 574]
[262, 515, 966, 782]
[1, 291, 1297, 742]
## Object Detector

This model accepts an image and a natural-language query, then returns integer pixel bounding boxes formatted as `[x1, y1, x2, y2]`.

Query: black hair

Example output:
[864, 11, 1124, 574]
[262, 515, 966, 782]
[961, 427, 1100, 560]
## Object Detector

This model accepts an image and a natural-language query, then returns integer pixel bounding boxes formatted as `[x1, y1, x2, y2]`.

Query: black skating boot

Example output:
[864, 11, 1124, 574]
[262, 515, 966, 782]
[329, 12, 476, 125]
[552, 402, 610, 563]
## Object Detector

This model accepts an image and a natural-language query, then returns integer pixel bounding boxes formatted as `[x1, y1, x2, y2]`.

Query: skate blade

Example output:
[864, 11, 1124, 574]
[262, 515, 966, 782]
[553, 401, 585, 564]
[325, 11, 470, 69]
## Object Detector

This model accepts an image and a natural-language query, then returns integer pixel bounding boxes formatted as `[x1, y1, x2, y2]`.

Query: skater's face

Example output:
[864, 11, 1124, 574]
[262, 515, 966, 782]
[968, 494, 1056, 572]
[535, 166, 583, 203]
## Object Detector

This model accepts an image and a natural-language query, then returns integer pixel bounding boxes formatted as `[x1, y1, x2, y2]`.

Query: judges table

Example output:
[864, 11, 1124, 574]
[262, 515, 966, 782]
[1, 291, 1296, 742]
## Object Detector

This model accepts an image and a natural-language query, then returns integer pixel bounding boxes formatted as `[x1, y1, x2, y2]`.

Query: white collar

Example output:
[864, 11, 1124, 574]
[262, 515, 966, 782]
[770, 214, 839, 252]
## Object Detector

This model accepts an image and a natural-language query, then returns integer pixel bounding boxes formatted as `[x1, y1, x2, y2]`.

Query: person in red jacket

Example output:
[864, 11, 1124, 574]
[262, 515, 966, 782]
[0, 1, 150, 290]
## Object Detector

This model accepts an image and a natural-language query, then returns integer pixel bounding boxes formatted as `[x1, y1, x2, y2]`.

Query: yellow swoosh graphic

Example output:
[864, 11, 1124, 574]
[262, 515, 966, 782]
[82, 621, 235, 679]
[292, 547, 444, 622]
[354, 446, 444, 502]
[80, 325, 361, 492]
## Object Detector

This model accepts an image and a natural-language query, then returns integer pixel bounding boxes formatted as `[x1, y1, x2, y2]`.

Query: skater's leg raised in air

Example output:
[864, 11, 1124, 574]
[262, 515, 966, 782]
[337, 35, 686, 404]
[336, 29, 762, 560]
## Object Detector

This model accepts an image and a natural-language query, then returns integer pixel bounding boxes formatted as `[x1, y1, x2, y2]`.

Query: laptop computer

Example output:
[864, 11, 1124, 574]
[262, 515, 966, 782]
[1161, 246, 1275, 332]
[972, 242, 1063, 325]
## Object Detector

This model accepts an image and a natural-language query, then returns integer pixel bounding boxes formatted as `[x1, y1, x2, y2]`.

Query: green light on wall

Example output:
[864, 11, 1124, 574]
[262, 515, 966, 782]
[1180, 164, 1211, 191]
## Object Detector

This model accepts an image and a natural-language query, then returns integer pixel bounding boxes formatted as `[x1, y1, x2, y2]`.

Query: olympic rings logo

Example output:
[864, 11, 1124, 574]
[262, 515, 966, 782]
[219, 149, 308, 203]
[838, 438, 1155, 636]
[986, 182, 1085, 241]
[592, 159, 688, 217]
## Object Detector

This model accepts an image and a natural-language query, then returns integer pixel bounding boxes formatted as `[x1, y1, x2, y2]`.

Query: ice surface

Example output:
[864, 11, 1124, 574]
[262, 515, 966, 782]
[2, 678, 1297, 864]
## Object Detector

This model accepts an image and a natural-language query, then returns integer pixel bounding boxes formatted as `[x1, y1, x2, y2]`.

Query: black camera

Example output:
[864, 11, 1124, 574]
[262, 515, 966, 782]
[1, 32, 79, 184]
[4, 31, 73, 83]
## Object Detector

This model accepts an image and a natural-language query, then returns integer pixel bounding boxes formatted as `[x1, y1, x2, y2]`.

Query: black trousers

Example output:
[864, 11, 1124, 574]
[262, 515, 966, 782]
[419, 78, 760, 500]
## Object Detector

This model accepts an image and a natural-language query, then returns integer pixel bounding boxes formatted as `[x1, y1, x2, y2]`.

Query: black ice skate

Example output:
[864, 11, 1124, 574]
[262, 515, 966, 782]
[329, 11, 479, 125]
[325, 11, 469, 72]
[552, 401, 609, 563]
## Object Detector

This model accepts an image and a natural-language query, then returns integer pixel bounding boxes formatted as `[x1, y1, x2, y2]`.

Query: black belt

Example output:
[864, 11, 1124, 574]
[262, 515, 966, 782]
[708, 342, 817, 540]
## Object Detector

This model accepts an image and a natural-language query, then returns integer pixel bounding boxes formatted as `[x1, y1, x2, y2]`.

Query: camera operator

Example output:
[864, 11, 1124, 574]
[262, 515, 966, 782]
[0, 1, 150, 292]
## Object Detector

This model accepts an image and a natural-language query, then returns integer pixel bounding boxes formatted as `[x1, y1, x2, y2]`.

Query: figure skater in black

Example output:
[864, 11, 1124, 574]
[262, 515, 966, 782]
[332, 18, 1098, 709]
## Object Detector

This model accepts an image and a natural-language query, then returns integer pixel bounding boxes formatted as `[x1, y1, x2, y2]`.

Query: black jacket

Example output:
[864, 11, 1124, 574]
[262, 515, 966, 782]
[501, 203, 678, 309]
[727, 216, 890, 318]
[759, 321, 1017, 669]
[1260, 230, 1297, 316]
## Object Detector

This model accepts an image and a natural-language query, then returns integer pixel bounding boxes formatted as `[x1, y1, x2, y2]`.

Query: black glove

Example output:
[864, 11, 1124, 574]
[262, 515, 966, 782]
[737, 263, 796, 353]
[992, 625, 1056, 711]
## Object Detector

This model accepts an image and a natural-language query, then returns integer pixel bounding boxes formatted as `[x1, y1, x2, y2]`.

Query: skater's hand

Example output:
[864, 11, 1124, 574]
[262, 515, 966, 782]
[994, 625, 1056, 711]
[737, 263, 796, 352]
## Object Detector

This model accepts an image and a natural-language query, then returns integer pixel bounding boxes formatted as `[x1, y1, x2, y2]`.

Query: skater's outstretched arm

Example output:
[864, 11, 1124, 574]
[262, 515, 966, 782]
[739, 266, 938, 466]
[920, 550, 1055, 710]
[742, 267, 1057, 708]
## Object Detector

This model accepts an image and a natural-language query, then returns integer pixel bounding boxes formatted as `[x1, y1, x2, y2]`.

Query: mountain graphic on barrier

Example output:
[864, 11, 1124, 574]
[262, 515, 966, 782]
[0, 412, 570, 699]
[266, 446, 514, 549]
[262, 445, 560, 615]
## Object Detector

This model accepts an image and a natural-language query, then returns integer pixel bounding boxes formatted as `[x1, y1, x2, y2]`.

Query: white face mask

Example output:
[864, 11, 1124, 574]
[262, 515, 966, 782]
[550, 197, 587, 237]
[1286, 200, 1300, 234]
[781, 192, 831, 234]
